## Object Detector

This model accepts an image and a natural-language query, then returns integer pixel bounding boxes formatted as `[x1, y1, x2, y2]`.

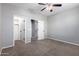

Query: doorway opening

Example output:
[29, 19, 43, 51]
[14, 16, 25, 45]
[31, 19, 38, 42]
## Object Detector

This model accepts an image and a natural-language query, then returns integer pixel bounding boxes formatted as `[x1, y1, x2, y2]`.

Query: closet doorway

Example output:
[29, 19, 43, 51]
[31, 19, 38, 42]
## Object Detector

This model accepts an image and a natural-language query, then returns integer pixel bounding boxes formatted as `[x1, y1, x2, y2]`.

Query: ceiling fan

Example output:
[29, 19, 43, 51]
[38, 3, 62, 12]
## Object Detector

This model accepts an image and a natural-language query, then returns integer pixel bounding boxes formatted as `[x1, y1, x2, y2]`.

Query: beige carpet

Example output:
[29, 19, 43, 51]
[1, 39, 79, 56]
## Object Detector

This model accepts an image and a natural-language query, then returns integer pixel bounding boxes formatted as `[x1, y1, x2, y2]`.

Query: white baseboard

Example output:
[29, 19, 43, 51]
[47, 37, 79, 46]
[0, 48, 2, 55]
[25, 40, 31, 44]
[2, 45, 13, 50]
[38, 39, 44, 40]
[0, 44, 13, 55]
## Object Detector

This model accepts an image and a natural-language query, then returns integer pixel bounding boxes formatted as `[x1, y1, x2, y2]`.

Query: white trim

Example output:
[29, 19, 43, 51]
[0, 48, 2, 55]
[0, 45, 13, 55]
[1, 45, 13, 49]
[38, 39, 45, 40]
[47, 37, 79, 47]
[25, 40, 31, 44]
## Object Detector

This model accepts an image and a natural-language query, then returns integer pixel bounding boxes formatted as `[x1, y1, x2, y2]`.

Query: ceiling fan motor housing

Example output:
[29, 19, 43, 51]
[50, 9, 53, 12]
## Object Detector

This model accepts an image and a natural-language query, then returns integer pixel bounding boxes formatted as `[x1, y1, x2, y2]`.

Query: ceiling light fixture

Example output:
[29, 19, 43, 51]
[47, 4, 53, 12]
[38, 3, 62, 12]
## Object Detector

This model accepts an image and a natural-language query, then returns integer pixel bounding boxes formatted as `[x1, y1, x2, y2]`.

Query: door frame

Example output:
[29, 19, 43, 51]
[13, 16, 20, 46]
[13, 16, 26, 46]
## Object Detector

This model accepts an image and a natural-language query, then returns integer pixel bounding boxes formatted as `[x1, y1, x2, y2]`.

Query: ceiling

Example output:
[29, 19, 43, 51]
[10, 3, 79, 16]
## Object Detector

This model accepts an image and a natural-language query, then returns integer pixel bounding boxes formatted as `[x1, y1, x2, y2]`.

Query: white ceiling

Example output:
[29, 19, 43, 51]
[10, 3, 79, 16]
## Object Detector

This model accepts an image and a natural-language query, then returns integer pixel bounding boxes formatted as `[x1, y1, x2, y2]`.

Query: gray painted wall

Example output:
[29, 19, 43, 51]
[47, 6, 79, 44]
[1, 4, 47, 48]
[0, 4, 1, 49]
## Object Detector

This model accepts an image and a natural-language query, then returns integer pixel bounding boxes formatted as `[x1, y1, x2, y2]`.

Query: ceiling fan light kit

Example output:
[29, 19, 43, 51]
[38, 3, 62, 12]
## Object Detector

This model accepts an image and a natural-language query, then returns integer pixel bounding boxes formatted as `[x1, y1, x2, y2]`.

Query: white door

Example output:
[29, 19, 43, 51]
[20, 20, 25, 41]
[38, 20, 44, 40]
[14, 24, 20, 40]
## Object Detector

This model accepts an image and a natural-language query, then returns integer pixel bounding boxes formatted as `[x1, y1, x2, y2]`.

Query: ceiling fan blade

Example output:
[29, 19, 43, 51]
[53, 4, 62, 7]
[38, 3, 46, 5]
[41, 7, 46, 11]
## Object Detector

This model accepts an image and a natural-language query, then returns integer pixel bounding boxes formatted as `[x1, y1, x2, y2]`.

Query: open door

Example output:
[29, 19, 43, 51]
[20, 20, 25, 42]
[14, 24, 20, 40]
[38, 20, 44, 40]
[14, 18, 20, 41]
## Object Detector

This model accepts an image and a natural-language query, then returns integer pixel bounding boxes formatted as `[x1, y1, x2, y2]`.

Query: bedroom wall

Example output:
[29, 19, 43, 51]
[47, 6, 79, 45]
[1, 4, 47, 48]
[0, 3, 2, 54]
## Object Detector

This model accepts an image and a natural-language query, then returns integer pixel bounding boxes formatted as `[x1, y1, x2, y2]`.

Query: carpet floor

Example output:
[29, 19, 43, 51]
[1, 39, 79, 56]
